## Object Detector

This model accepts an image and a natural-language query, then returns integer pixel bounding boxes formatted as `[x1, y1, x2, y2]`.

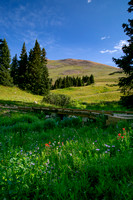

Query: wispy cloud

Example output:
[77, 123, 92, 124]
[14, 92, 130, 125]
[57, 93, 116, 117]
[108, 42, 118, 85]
[88, 0, 92, 3]
[100, 40, 128, 54]
[101, 36, 110, 40]
[100, 49, 117, 54]
[114, 40, 128, 50]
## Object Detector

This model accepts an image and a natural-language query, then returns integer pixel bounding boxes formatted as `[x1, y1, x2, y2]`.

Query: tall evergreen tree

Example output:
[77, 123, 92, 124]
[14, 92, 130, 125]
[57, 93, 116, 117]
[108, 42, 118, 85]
[11, 54, 19, 85]
[18, 42, 28, 89]
[0, 38, 13, 86]
[113, 0, 133, 106]
[27, 40, 49, 95]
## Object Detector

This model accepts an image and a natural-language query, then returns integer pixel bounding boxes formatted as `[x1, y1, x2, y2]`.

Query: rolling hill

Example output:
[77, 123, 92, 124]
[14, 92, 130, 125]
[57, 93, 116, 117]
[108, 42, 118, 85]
[47, 58, 123, 83]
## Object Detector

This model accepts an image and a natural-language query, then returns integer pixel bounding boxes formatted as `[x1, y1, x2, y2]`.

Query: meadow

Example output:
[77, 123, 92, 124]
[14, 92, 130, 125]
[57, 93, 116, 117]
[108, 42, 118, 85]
[0, 109, 133, 200]
[0, 59, 133, 199]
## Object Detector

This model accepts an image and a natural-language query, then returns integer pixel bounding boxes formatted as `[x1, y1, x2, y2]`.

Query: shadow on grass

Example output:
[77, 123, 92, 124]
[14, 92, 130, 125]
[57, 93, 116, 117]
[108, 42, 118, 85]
[0, 99, 41, 107]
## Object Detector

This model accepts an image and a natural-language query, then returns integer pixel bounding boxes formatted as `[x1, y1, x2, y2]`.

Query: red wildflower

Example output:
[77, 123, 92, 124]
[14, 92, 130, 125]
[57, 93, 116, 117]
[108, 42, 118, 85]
[122, 128, 125, 131]
[124, 133, 126, 135]
[118, 133, 121, 136]
[121, 136, 124, 139]
[45, 144, 50, 147]
[49, 141, 51, 144]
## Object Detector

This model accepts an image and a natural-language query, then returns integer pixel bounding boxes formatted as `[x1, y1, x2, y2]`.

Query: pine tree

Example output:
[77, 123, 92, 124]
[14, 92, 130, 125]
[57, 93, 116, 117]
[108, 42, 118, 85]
[0, 38, 13, 86]
[77, 77, 82, 86]
[11, 54, 19, 85]
[113, 0, 133, 106]
[27, 40, 49, 95]
[90, 74, 94, 84]
[18, 42, 28, 89]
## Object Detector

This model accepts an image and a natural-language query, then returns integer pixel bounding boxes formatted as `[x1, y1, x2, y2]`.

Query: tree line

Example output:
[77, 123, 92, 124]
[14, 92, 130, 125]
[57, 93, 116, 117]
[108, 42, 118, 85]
[52, 74, 94, 90]
[0, 39, 50, 95]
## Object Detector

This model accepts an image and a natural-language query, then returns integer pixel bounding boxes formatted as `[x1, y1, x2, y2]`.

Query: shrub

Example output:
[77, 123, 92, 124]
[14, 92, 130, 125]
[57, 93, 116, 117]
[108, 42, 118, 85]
[42, 93, 71, 107]
[44, 118, 57, 130]
[59, 116, 82, 128]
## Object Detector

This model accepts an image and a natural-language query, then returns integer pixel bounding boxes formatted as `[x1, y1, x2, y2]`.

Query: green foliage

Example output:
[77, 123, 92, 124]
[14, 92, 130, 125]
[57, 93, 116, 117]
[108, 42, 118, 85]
[0, 65, 13, 86]
[26, 40, 50, 95]
[10, 54, 19, 85]
[113, 0, 133, 106]
[0, 39, 13, 86]
[0, 111, 133, 199]
[42, 93, 71, 107]
[18, 42, 28, 89]
[90, 74, 95, 84]
[59, 116, 82, 128]
[53, 75, 94, 90]
[44, 118, 57, 130]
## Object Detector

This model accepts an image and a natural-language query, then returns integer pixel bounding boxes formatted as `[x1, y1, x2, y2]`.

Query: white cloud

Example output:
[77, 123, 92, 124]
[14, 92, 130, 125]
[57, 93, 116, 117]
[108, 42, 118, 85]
[100, 49, 117, 54]
[88, 0, 92, 3]
[114, 40, 128, 50]
[101, 36, 110, 40]
[100, 40, 128, 54]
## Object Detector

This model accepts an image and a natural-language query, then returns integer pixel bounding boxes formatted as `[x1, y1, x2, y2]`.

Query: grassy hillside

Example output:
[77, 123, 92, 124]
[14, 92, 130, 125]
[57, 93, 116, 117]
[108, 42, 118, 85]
[0, 58, 129, 110]
[51, 82, 121, 103]
[0, 86, 44, 106]
[47, 59, 124, 83]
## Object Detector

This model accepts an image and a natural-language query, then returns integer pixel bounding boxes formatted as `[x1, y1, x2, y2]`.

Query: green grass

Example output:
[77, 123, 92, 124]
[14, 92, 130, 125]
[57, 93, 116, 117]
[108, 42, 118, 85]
[0, 111, 133, 199]
[51, 83, 121, 103]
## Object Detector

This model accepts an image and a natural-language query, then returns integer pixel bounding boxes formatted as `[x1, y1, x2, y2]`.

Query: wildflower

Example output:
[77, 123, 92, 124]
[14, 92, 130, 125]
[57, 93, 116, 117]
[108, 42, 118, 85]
[112, 145, 115, 147]
[105, 151, 108, 153]
[121, 136, 124, 139]
[62, 142, 64, 146]
[122, 128, 125, 131]
[124, 133, 126, 135]
[96, 149, 100, 151]
[118, 133, 121, 136]
[107, 149, 110, 151]
[49, 142, 51, 144]
[45, 144, 50, 147]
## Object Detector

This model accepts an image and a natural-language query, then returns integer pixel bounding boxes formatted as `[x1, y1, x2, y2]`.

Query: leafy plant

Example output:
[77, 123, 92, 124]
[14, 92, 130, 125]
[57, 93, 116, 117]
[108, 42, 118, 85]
[42, 93, 71, 107]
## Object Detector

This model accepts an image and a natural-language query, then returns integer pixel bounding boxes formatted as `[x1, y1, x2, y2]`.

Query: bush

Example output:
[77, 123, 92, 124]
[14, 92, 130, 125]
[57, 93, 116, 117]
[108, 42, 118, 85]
[59, 117, 82, 128]
[44, 118, 57, 130]
[42, 93, 71, 107]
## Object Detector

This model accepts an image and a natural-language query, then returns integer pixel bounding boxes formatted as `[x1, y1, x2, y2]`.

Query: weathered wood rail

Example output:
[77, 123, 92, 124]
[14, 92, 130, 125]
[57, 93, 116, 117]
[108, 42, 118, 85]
[0, 105, 133, 125]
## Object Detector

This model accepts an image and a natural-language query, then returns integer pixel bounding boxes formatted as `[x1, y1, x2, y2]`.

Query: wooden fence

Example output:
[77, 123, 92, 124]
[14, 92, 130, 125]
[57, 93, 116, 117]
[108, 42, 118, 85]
[0, 105, 133, 125]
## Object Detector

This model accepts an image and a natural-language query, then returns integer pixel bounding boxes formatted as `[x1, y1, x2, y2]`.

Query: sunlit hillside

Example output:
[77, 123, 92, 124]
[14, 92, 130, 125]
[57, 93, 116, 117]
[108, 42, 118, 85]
[47, 59, 124, 83]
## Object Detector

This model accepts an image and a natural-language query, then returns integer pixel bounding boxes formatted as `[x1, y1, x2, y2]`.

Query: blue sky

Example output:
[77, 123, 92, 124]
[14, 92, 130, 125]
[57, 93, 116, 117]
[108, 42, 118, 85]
[0, 0, 131, 67]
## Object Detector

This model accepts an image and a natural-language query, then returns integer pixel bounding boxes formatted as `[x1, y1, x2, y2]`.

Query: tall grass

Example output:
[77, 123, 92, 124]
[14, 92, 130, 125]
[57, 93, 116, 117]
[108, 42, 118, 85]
[0, 111, 133, 199]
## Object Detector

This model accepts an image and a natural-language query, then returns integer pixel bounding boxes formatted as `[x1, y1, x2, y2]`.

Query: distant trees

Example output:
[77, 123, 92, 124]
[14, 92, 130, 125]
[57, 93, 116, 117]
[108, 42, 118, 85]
[52, 74, 95, 89]
[113, 0, 133, 107]
[0, 38, 13, 86]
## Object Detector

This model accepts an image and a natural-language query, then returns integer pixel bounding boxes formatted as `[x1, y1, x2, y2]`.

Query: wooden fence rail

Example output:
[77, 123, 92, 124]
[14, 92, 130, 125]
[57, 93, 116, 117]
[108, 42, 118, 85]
[0, 105, 133, 125]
